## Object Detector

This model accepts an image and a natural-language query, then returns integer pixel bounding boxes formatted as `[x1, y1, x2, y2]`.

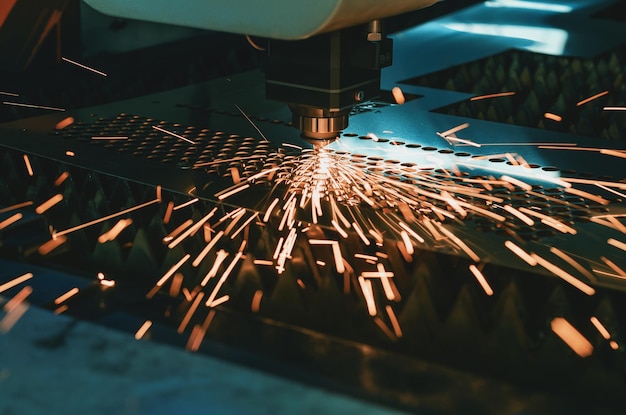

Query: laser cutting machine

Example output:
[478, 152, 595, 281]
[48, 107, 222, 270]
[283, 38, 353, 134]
[2, 1, 626, 414]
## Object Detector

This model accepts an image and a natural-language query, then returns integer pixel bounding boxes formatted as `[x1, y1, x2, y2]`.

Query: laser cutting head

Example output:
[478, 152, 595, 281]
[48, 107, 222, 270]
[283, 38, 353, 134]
[83, 0, 437, 139]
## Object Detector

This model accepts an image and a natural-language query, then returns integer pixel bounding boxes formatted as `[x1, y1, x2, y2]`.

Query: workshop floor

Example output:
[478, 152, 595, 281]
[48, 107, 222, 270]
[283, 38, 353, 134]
[0, 304, 406, 415]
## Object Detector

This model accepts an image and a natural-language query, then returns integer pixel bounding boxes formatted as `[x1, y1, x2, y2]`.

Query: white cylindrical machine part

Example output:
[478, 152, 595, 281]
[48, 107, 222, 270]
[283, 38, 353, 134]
[83, 0, 437, 40]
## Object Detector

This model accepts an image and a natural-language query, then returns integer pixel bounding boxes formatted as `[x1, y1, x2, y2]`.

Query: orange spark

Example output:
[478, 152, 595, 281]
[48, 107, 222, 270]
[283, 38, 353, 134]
[251, 290, 263, 313]
[562, 177, 626, 190]
[54, 172, 70, 187]
[331, 220, 349, 238]
[0, 201, 33, 214]
[564, 187, 609, 205]
[263, 198, 280, 222]
[551, 317, 593, 357]
[54, 305, 68, 315]
[470, 91, 515, 101]
[253, 259, 273, 266]
[134, 320, 152, 340]
[308, 240, 346, 273]
[600, 257, 626, 279]
[0, 302, 28, 333]
[208, 295, 229, 308]
[380, 274, 398, 301]
[186, 310, 213, 353]
[599, 149, 626, 159]
[65, 150, 75, 157]
[230, 213, 259, 239]
[55, 116, 74, 130]
[500, 175, 532, 191]
[549, 247, 596, 283]
[163, 201, 174, 224]
[610, 341, 619, 350]
[358, 277, 377, 316]
[519, 207, 576, 235]
[38, 235, 67, 255]
[162, 219, 193, 243]
[204, 252, 242, 306]
[590, 316, 611, 340]
[216, 184, 250, 201]
[438, 226, 480, 262]
[3, 286, 32, 312]
[178, 292, 205, 333]
[193, 231, 224, 267]
[504, 241, 537, 266]
[169, 208, 217, 248]
[97, 218, 132, 243]
[169, 272, 183, 297]
[502, 205, 534, 226]
[173, 198, 199, 211]
[156, 254, 190, 287]
[439, 122, 469, 138]
[608, 238, 626, 252]
[0, 213, 22, 230]
[576, 90, 608, 106]
[35, 194, 63, 214]
[203, 223, 212, 243]
[23, 154, 34, 176]
[194, 258, 220, 286]
[54, 287, 79, 304]
[385, 305, 403, 338]
[531, 254, 595, 295]
[229, 167, 241, 184]
[0, 273, 33, 294]
[604, 106, 626, 111]
[391, 86, 405, 105]
[354, 253, 378, 262]
[182, 288, 193, 302]
[544, 112, 562, 122]
[445, 136, 482, 147]
[469, 265, 493, 296]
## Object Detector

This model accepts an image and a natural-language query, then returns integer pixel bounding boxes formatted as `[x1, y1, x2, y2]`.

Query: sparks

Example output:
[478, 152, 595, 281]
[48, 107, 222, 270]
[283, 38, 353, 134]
[0, 273, 34, 294]
[53, 199, 159, 238]
[391, 86, 406, 105]
[590, 316, 611, 340]
[62, 57, 107, 76]
[97, 218, 132, 243]
[22, 154, 34, 176]
[35, 194, 63, 214]
[0, 213, 22, 231]
[134, 320, 153, 340]
[551, 317, 593, 357]
[54, 287, 79, 305]
[468, 264, 494, 296]
[576, 90, 608, 107]
[152, 125, 195, 144]
[470, 91, 515, 101]
[3, 101, 65, 111]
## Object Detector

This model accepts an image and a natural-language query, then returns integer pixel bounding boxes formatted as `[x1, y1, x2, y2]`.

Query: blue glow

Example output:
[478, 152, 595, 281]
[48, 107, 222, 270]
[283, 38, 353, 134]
[484, 0, 572, 13]
[442, 23, 569, 54]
